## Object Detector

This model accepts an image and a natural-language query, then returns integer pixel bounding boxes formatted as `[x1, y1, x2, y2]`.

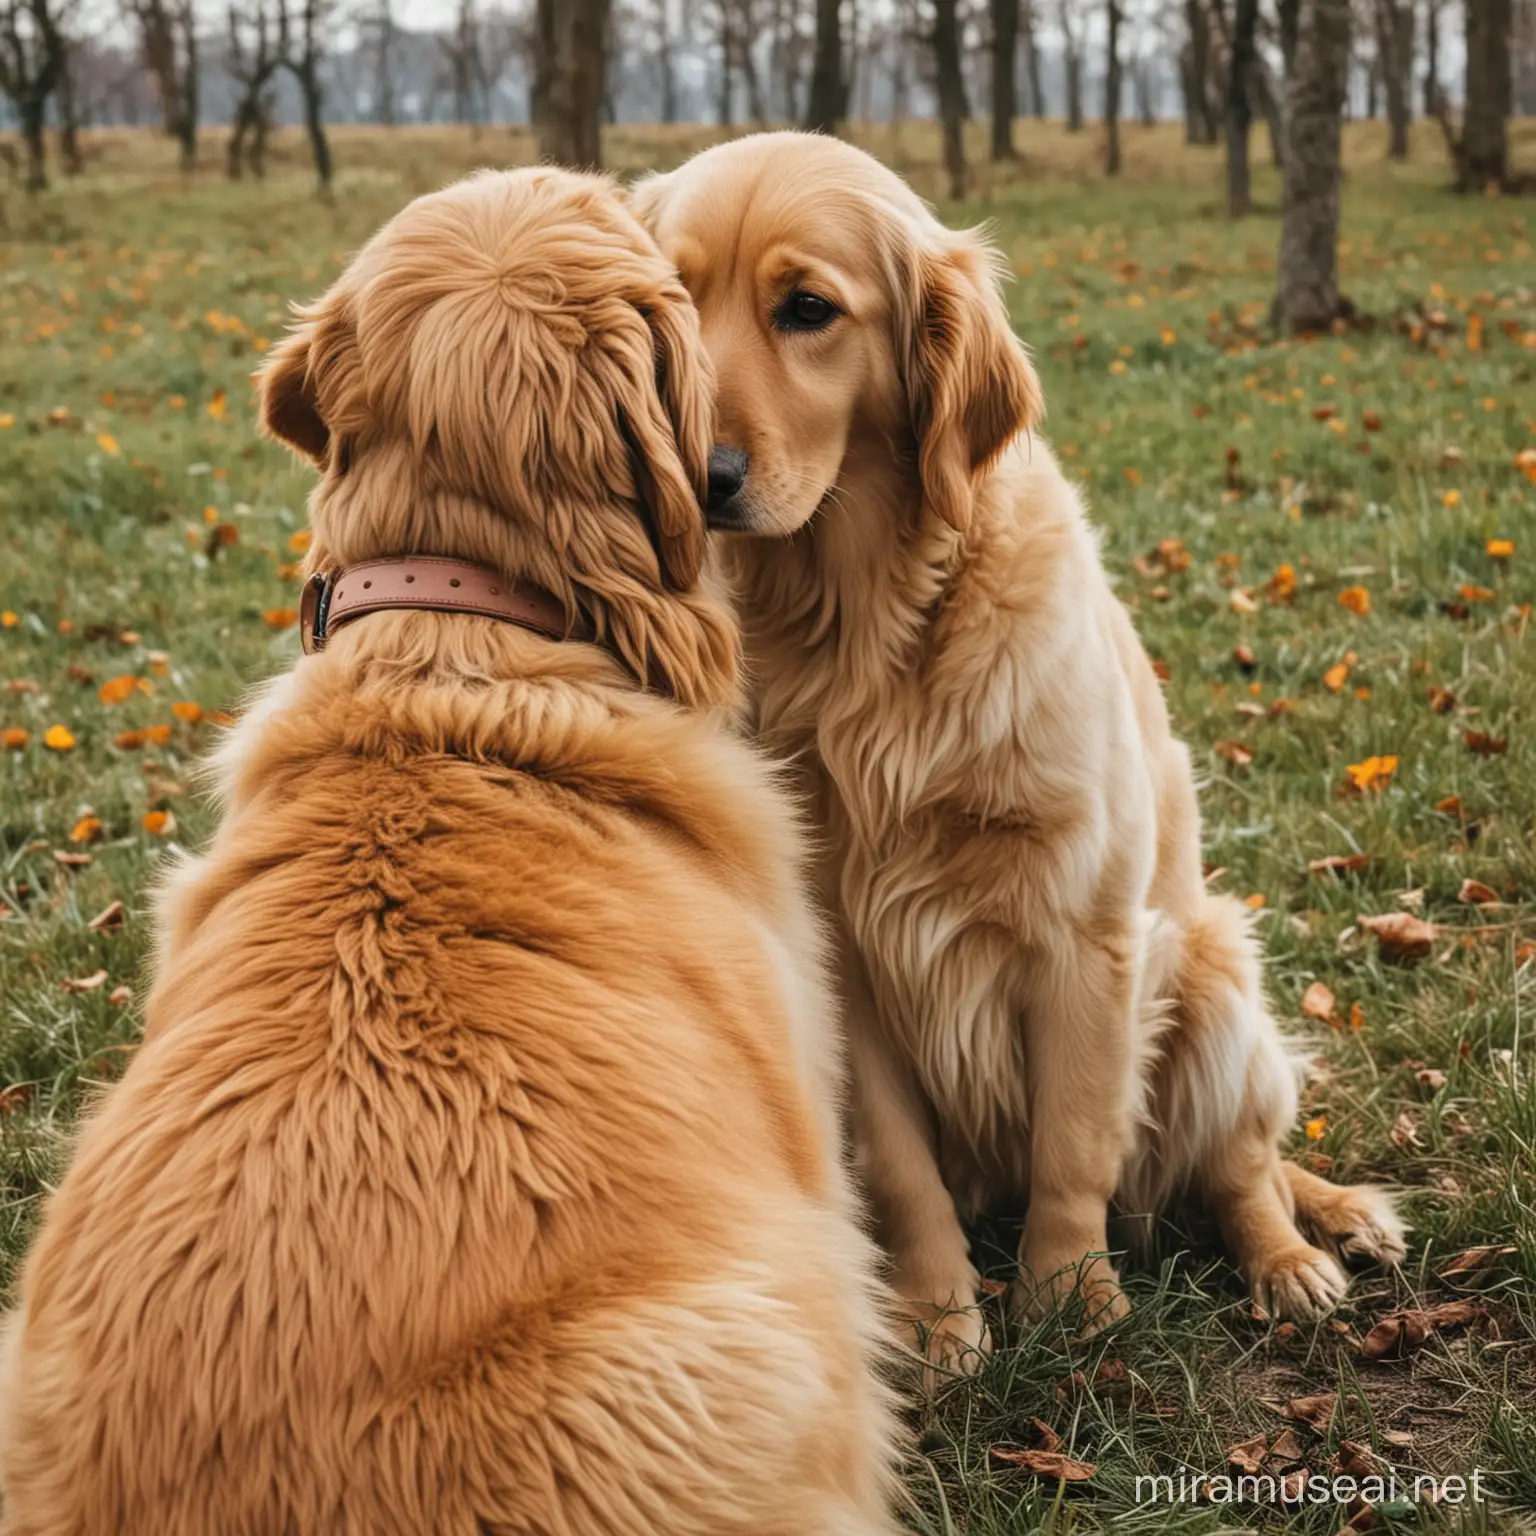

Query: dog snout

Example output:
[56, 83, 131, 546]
[705, 445, 750, 526]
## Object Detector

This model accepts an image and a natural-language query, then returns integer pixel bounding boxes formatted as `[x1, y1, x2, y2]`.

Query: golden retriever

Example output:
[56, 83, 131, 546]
[635, 132, 1405, 1370]
[0, 168, 899, 1534]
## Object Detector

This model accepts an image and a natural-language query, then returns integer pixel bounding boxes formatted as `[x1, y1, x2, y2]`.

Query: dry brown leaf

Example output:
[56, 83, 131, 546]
[86, 900, 126, 933]
[0, 1083, 30, 1114]
[1427, 685, 1458, 714]
[1283, 1392, 1337, 1431]
[1310, 853, 1370, 875]
[1269, 1428, 1307, 1465]
[989, 1447, 1095, 1481]
[1359, 1302, 1484, 1360]
[1214, 739, 1256, 768]
[1415, 1067, 1447, 1092]
[1027, 1418, 1062, 1453]
[62, 969, 109, 994]
[1464, 730, 1507, 757]
[1334, 1441, 1382, 1477]
[1358, 911, 1439, 962]
[1439, 1244, 1517, 1277]
[1457, 879, 1500, 906]
[1226, 1434, 1268, 1474]
[52, 850, 92, 869]
[1390, 1110, 1421, 1149]
[1301, 981, 1338, 1023]
[108, 983, 133, 1007]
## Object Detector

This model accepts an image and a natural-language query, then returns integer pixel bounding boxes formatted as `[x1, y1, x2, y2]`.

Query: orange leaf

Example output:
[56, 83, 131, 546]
[989, 1447, 1096, 1482]
[1301, 981, 1338, 1023]
[1358, 911, 1439, 961]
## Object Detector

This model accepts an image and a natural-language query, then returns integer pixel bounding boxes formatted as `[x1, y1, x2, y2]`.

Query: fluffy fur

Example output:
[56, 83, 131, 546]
[635, 132, 1405, 1370]
[0, 167, 899, 1534]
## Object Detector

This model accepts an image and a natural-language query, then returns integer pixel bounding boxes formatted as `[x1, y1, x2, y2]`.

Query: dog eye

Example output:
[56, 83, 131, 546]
[773, 292, 840, 334]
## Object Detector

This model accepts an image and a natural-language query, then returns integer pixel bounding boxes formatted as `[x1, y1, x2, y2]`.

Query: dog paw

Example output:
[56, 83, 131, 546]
[896, 1299, 991, 1388]
[1010, 1255, 1130, 1335]
[1250, 1245, 1349, 1321]
[1306, 1185, 1408, 1268]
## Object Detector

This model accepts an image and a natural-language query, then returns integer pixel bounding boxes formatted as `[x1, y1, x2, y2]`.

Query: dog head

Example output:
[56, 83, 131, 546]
[633, 132, 1043, 541]
[257, 167, 736, 704]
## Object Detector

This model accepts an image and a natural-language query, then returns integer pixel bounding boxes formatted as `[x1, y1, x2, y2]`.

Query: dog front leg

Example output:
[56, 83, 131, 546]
[841, 943, 988, 1382]
[1013, 931, 1140, 1333]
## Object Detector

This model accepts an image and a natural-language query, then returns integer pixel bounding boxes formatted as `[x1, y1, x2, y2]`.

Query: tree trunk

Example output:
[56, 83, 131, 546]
[1022, 0, 1043, 115]
[21, 103, 48, 192]
[1423, 0, 1441, 115]
[301, 69, 332, 195]
[989, 0, 1017, 158]
[227, 101, 251, 178]
[58, 54, 83, 174]
[804, 0, 843, 131]
[1275, 0, 1351, 333]
[534, 0, 610, 166]
[1226, 0, 1257, 211]
[1277, 0, 1300, 74]
[1254, 59, 1284, 166]
[717, 3, 733, 126]
[933, 0, 967, 195]
[1376, 0, 1410, 157]
[1461, 0, 1511, 189]
[1183, 0, 1215, 141]
[1104, 0, 1122, 173]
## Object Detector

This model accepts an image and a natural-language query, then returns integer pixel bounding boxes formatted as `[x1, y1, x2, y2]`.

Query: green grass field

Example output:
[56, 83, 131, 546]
[2, 118, 1534, 1532]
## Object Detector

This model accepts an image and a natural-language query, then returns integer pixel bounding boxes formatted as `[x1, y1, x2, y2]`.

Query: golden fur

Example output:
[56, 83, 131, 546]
[636, 133, 1406, 1370]
[0, 168, 899, 1534]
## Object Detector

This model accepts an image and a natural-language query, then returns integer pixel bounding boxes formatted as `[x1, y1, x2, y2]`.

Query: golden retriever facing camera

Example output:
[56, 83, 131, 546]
[0, 167, 899, 1535]
[635, 132, 1405, 1371]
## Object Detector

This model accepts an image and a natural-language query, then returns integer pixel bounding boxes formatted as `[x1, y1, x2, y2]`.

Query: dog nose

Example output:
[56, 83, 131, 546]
[706, 446, 749, 512]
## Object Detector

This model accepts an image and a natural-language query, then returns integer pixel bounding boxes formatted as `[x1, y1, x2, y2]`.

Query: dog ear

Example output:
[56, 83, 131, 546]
[625, 285, 713, 591]
[903, 234, 1044, 532]
[256, 322, 330, 465]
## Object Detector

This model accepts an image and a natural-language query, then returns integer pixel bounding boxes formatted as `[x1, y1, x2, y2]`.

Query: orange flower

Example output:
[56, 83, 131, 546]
[44, 724, 76, 751]
[97, 674, 139, 705]
[113, 728, 146, 750]
[144, 723, 173, 745]
[1268, 562, 1297, 601]
[1443, 489, 1462, 508]
[142, 809, 177, 837]
[70, 814, 103, 844]
[96, 432, 120, 456]
[1338, 585, 1371, 616]
[1345, 755, 1398, 792]
[1, 611, 18, 628]
[1486, 538, 1514, 558]
[2, 726, 28, 749]
[1459, 584, 1495, 603]
[262, 608, 298, 631]
[1323, 662, 1351, 692]
[1243, 893, 1266, 910]
[1305, 1116, 1327, 1141]
[287, 529, 312, 555]
[171, 701, 203, 724]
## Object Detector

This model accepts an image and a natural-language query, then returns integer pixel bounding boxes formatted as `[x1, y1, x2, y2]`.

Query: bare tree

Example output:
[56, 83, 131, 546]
[1274, 0, 1350, 332]
[358, 0, 397, 123]
[1021, 0, 1042, 114]
[1374, 0, 1411, 157]
[440, 0, 489, 124]
[1226, 0, 1257, 211]
[989, 0, 1015, 157]
[534, 0, 610, 164]
[1435, 0, 1512, 189]
[285, 0, 334, 195]
[804, 0, 842, 129]
[0, 0, 67, 189]
[226, 0, 282, 176]
[123, 0, 197, 167]
[933, 0, 967, 193]
[1180, 0, 1216, 139]
[1277, 0, 1300, 70]
[1422, 0, 1443, 113]
[1104, 0, 1121, 171]
[1058, 0, 1081, 129]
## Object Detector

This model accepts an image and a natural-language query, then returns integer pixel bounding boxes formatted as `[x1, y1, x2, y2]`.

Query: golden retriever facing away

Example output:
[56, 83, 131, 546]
[635, 133, 1406, 1371]
[0, 168, 900, 1535]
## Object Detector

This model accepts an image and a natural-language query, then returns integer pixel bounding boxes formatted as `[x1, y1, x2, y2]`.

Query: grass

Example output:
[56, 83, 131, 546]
[3, 117, 1535, 1531]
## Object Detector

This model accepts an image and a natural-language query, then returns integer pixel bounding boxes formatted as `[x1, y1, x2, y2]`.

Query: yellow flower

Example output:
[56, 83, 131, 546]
[1487, 538, 1514, 558]
[1305, 1116, 1327, 1141]
[96, 432, 119, 456]
[44, 724, 77, 751]
[1443, 489, 1462, 508]
[1109, 359, 1128, 376]
[1, 610, 18, 628]
[0, 412, 15, 429]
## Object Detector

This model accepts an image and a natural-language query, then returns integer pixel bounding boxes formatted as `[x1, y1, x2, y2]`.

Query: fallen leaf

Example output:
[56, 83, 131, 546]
[1027, 1418, 1062, 1453]
[1427, 685, 1458, 714]
[1439, 1244, 1517, 1277]
[87, 900, 126, 933]
[1301, 981, 1338, 1023]
[52, 850, 91, 869]
[62, 969, 109, 993]
[1214, 739, 1255, 768]
[108, 983, 133, 1006]
[1335, 1442, 1382, 1478]
[1358, 911, 1439, 961]
[1416, 1067, 1448, 1092]
[1230, 589, 1258, 615]
[1457, 879, 1499, 906]
[1349, 1001, 1366, 1032]
[989, 1447, 1095, 1481]
[1233, 643, 1257, 672]
[1464, 730, 1507, 756]
[1359, 1302, 1484, 1360]
[1226, 1433, 1268, 1474]
[1269, 1428, 1306, 1464]
[1390, 1110, 1420, 1149]
[69, 815, 103, 844]
[1310, 854, 1369, 875]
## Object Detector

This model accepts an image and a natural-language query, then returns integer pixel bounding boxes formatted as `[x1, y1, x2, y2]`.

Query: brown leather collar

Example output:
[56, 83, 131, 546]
[299, 557, 572, 655]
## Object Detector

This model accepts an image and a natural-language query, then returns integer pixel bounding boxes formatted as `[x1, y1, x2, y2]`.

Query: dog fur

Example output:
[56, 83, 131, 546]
[0, 167, 899, 1534]
[635, 132, 1405, 1369]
